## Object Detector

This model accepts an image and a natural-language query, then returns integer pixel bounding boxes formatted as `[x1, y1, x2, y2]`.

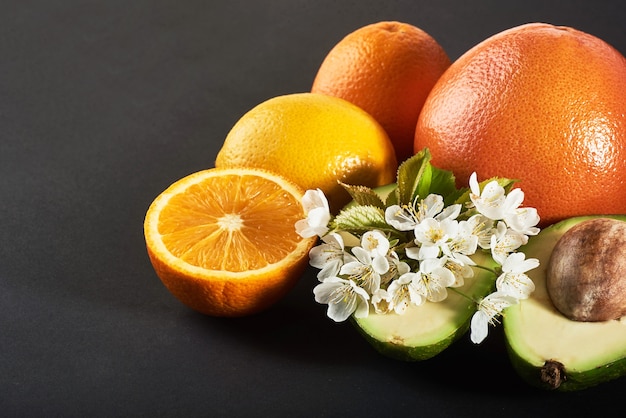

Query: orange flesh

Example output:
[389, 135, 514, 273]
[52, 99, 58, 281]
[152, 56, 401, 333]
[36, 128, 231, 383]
[157, 174, 304, 272]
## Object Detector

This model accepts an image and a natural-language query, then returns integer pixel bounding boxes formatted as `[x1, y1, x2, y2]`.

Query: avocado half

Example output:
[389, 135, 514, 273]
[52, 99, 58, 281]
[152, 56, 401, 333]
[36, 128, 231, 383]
[352, 250, 498, 361]
[342, 183, 499, 361]
[503, 215, 626, 391]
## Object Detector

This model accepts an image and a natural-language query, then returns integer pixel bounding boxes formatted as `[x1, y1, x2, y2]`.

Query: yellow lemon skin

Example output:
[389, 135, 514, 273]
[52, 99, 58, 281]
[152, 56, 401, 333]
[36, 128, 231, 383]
[215, 92, 398, 213]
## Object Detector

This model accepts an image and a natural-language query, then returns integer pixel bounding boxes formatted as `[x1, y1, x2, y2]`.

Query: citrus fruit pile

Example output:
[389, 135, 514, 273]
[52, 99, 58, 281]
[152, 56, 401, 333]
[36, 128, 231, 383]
[144, 20, 626, 320]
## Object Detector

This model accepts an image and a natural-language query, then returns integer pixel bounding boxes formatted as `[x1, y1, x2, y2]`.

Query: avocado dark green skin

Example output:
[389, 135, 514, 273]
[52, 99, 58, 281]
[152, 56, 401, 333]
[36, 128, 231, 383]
[503, 215, 626, 391]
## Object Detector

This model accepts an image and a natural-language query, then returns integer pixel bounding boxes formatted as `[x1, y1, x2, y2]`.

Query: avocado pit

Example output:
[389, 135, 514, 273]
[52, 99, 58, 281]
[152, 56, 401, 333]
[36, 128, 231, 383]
[546, 218, 626, 322]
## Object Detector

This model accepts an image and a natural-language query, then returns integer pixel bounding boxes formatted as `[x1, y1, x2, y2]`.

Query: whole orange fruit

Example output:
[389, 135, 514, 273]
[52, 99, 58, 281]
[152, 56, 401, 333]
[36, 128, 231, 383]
[215, 92, 397, 213]
[144, 167, 317, 317]
[312, 21, 450, 162]
[414, 23, 626, 226]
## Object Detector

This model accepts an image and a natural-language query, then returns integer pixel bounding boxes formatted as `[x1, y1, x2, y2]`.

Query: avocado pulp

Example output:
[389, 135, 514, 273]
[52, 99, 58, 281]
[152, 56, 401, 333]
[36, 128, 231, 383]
[353, 250, 498, 361]
[503, 215, 626, 391]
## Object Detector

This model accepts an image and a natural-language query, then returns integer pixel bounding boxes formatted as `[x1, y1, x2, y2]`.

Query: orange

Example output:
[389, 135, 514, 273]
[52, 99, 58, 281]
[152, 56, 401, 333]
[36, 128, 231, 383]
[215, 92, 397, 213]
[144, 167, 317, 317]
[414, 23, 626, 227]
[312, 21, 451, 162]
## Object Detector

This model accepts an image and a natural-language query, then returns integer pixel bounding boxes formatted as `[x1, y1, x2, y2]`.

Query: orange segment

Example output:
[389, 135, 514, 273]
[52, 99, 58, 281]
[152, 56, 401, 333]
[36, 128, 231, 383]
[144, 168, 317, 316]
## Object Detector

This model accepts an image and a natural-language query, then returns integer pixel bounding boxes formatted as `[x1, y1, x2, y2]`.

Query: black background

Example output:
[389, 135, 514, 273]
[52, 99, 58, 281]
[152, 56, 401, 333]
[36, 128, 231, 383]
[2, 1, 625, 416]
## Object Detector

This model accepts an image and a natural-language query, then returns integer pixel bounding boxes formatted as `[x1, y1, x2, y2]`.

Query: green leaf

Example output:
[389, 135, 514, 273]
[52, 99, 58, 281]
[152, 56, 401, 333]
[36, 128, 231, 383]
[424, 165, 458, 205]
[339, 182, 385, 209]
[415, 163, 433, 200]
[396, 148, 460, 205]
[396, 149, 431, 205]
[385, 187, 399, 207]
[449, 186, 471, 208]
[330, 205, 391, 235]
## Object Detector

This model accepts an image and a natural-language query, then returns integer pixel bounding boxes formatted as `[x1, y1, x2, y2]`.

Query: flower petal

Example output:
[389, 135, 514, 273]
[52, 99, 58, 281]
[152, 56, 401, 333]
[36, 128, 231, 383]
[339, 261, 363, 276]
[351, 246, 372, 265]
[469, 172, 480, 196]
[294, 219, 317, 238]
[496, 272, 536, 299]
[405, 246, 421, 260]
[385, 205, 416, 231]
[419, 194, 444, 220]
[307, 206, 331, 229]
[470, 310, 489, 344]
[371, 255, 390, 275]
[316, 259, 344, 281]
[327, 298, 356, 322]
[312, 278, 343, 303]
[302, 188, 329, 213]
[436, 203, 461, 221]
[505, 207, 541, 235]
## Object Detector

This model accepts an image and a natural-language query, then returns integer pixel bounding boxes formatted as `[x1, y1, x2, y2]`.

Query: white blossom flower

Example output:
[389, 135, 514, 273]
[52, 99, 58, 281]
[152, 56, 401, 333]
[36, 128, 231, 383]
[470, 291, 518, 344]
[340, 246, 389, 294]
[295, 189, 331, 238]
[469, 172, 508, 220]
[499, 188, 525, 218]
[470, 173, 539, 231]
[495, 252, 539, 299]
[417, 194, 446, 220]
[442, 219, 479, 266]
[465, 214, 496, 249]
[385, 204, 419, 231]
[371, 288, 393, 314]
[381, 251, 411, 287]
[361, 230, 390, 258]
[384, 193, 445, 231]
[386, 273, 424, 314]
[411, 217, 459, 260]
[443, 257, 475, 288]
[505, 206, 541, 236]
[309, 233, 355, 280]
[313, 277, 370, 322]
[413, 257, 456, 302]
[489, 221, 528, 264]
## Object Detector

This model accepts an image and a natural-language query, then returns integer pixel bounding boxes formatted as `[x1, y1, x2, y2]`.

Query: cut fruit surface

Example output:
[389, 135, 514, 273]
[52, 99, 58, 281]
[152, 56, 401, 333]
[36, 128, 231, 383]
[353, 250, 498, 361]
[503, 215, 626, 391]
[144, 168, 317, 316]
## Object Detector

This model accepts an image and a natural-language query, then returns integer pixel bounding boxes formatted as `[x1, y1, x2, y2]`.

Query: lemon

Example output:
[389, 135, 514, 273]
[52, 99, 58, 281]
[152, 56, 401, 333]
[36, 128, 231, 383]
[215, 92, 398, 213]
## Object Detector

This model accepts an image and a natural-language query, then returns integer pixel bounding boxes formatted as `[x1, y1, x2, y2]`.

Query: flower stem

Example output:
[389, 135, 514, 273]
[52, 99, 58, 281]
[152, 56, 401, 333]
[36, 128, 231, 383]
[449, 287, 477, 303]
[472, 263, 499, 276]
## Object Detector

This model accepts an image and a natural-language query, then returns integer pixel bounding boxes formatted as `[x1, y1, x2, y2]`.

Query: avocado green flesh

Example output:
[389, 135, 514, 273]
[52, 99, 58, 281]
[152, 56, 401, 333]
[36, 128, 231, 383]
[353, 250, 498, 361]
[503, 215, 626, 391]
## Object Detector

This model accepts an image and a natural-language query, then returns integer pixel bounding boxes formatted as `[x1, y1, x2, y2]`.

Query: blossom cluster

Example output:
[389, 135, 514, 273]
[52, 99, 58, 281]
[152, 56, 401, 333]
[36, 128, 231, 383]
[295, 171, 541, 344]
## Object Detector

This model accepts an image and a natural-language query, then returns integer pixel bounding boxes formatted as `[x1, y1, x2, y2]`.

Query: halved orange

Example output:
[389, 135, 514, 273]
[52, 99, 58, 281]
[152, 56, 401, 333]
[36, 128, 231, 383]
[144, 167, 317, 316]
